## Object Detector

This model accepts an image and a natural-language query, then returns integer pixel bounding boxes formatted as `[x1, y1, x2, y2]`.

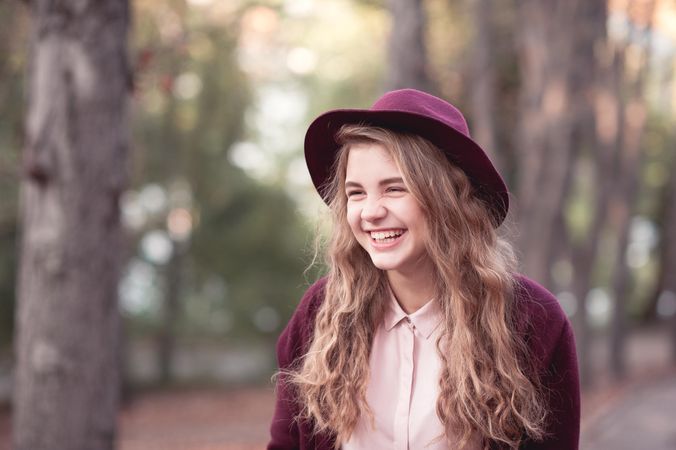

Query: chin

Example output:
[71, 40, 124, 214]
[368, 256, 403, 271]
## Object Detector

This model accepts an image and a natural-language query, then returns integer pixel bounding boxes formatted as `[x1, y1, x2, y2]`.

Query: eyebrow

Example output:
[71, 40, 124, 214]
[345, 177, 405, 189]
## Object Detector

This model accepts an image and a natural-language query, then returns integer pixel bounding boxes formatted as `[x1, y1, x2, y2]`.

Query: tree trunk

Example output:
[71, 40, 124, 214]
[566, 0, 611, 389]
[514, 0, 578, 287]
[386, 0, 435, 92]
[158, 239, 185, 384]
[514, 0, 613, 388]
[608, 6, 654, 379]
[656, 143, 676, 362]
[608, 95, 647, 379]
[14, 1, 130, 449]
[570, 57, 619, 388]
[469, 0, 500, 170]
[660, 156, 676, 363]
[643, 152, 676, 322]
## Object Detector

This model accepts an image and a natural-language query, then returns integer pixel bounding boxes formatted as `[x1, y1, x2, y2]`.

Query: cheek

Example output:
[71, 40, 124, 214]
[346, 205, 362, 235]
[403, 204, 428, 236]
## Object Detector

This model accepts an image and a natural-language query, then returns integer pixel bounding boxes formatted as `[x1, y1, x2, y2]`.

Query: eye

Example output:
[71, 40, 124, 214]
[346, 189, 364, 198]
[386, 186, 407, 193]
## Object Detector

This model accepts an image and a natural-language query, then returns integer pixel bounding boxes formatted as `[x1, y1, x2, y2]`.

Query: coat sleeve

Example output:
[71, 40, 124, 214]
[267, 279, 327, 450]
[516, 276, 581, 450]
[523, 319, 581, 450]
[267, 334, 301, 449]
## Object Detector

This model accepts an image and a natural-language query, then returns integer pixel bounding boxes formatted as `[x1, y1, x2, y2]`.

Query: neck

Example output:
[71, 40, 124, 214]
[387, 261, 436, 314]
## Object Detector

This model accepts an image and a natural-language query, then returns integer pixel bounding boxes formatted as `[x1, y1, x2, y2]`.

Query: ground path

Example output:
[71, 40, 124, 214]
[111, 367, 676, 450]
[580, 368, 676, 450]
[0, 327, 674, 449]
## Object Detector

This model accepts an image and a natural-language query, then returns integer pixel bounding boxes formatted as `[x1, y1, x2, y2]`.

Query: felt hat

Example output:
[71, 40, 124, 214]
[304, 88, 509, 226]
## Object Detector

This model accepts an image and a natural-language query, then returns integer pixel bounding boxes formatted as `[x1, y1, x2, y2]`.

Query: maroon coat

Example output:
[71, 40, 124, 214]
[268, 275, 580, 450]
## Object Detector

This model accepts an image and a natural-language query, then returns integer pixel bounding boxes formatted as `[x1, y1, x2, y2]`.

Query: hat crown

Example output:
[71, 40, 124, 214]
[371, 89, 470, 139]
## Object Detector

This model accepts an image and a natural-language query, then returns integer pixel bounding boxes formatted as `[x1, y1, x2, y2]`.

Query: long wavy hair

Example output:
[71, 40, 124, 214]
[289, 125, 547, 449]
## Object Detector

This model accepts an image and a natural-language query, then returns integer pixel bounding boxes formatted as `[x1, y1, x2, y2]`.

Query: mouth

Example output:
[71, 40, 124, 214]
[368, 229, 406, 244]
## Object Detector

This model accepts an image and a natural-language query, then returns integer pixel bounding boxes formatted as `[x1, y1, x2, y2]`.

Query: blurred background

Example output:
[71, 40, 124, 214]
[0, 0, 675, 449]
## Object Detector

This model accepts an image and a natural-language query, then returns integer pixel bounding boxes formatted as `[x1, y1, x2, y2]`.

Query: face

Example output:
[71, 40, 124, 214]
[344, 143, 432, 278]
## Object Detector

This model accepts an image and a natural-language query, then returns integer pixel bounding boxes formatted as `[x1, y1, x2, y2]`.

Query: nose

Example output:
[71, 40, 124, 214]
[361, 196, 387, 222]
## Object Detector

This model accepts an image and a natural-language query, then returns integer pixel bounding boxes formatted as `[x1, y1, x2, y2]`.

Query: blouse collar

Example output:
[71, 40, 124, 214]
[383, 286, 443, 339]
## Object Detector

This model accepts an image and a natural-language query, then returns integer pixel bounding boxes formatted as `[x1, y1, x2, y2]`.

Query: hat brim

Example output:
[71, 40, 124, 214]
[304, 108, 509, 225]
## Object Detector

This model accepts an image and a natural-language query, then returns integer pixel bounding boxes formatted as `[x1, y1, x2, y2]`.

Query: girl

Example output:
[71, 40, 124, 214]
[268, 89, 580, 450]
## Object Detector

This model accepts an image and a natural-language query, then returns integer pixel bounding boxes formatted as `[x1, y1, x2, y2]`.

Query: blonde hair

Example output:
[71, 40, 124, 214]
[289, 125, 547, 449]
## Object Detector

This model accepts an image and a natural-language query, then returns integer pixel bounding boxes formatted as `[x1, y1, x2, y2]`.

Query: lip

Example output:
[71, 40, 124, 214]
[368, 229, 406, 249]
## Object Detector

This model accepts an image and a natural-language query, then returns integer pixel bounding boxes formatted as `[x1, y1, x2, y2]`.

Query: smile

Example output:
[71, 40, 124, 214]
[369, 229, 406, 243]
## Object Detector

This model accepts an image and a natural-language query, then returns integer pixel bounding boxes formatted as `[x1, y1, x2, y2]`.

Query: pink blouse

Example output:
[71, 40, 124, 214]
[342, 292, 480, 450]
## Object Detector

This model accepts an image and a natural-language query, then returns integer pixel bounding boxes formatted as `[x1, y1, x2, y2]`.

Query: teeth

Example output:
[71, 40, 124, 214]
[370, 230, 404, 241]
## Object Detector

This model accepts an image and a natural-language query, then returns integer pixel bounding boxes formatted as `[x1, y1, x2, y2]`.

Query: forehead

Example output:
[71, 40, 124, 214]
[344, 142, 401, 181]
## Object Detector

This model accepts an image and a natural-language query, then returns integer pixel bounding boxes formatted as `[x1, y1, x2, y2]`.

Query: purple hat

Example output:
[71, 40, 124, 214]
[304, 88, 509, 226]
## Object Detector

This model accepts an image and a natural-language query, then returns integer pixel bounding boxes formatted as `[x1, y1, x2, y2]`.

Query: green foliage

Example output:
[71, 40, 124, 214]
[190, 170, 309, 336]
[0, 230, 16, 348]
[0, 2, 28, 349]
[126, 0, 311, 341]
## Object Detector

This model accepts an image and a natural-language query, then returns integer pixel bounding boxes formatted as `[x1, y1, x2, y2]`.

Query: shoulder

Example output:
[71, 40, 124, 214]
[512, 273, 567, 326]
[512, 274, 574, 370]
[275, 277, 328, 369]
[512, 275, 581, 447]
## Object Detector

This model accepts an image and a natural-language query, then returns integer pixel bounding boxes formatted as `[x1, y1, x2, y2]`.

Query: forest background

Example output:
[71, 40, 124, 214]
[0, 0, 675, 448]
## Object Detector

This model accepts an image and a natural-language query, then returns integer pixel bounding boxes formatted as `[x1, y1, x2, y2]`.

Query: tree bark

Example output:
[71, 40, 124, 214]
[643, 151, 676, 322]
[469, 0, 501, 171]
[514, 0, 579, 286]
[14, 1, 130, 449]
[158, 239, 185, 384]
[570, 43, 620, 387]
[566, 0, 611, 389]
[608, 5, 655, 379]
[608, 95, 647, 379]
[386, 0, 435, 92]
[514, 0, 613, 387]
[668, 160, 676, 362]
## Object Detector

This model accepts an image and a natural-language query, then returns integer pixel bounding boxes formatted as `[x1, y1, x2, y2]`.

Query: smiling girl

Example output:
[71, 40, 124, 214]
[268, 89, 580, 450]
